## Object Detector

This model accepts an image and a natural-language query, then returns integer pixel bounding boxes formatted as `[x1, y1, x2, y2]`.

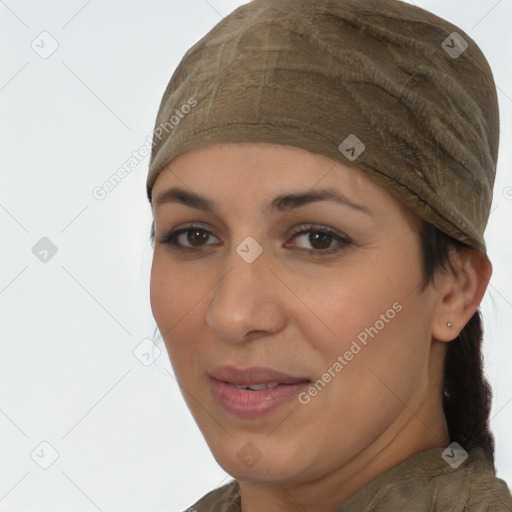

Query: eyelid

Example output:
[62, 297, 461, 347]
[158, 223, 220, 247]
[288, 223, 351, 242]
[286, 224, 352, 255]
[158, 221, 352, 256]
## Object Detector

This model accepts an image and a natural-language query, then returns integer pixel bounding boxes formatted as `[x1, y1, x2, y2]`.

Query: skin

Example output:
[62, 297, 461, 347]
[149, 142, 492, 512]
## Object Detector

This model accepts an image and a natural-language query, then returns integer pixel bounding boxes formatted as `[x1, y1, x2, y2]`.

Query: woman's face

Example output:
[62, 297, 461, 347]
[150, 142, 446, 485]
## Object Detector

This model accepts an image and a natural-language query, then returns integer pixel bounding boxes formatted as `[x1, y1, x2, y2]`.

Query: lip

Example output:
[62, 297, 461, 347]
[208, 365, 310, 385]
[209, 365, 311, 419]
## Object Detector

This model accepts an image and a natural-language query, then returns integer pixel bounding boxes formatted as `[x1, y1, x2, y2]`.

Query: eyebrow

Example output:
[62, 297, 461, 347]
[153, 186, 371, 216]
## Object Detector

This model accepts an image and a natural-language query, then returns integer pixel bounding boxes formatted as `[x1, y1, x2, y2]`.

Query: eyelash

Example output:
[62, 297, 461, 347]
[158, 223, 352, 257]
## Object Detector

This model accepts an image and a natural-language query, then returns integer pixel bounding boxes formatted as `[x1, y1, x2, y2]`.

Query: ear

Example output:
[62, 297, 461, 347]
[431, 248, 492, 342]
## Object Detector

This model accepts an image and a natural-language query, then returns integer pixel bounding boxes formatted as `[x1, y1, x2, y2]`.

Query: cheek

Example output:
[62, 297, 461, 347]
[150, 250, 203, 326]
[295, 258, 415, 356]
[318, 264, 431, 419]
[149, 253, 202, 366]
[297, 247, 431, 398]
[149, 256, 175, 333]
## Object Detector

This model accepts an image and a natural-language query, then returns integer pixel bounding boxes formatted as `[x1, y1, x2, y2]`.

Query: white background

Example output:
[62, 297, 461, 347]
[1, 0, 511, 510]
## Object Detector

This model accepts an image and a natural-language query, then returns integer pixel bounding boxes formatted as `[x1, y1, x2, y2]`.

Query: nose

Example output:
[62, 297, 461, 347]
[205, 245, 287, 343]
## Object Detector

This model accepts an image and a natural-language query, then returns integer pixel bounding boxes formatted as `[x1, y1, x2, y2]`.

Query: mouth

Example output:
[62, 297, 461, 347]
[208, 365, 311, 418]
[208, 365, 311, 386]
[228, 382, 285, 390]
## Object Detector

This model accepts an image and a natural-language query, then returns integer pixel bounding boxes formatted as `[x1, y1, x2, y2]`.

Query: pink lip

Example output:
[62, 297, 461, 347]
[209, 365, 310, 385]
[208, 365, 311, 418]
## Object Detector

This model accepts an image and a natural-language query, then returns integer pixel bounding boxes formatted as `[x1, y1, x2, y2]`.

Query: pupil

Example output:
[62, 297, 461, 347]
[310, 231, 331, 250]
[189, 229, 208, 246]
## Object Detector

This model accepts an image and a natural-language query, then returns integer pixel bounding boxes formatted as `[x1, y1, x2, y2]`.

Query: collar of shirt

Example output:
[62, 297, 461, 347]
[189, 446, 512, 511]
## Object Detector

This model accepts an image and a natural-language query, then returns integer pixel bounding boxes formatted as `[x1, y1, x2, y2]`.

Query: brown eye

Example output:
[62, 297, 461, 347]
[159, 223, 351, 257]
[307, 231, 333, 250]
[159, 226, 220, 250]
[186, 229, 210, 247]
[288, 225, 352, 256]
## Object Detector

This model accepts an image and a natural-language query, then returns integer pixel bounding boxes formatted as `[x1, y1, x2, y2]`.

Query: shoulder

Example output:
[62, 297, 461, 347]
[337, 446, 512, 511]
[180, 449, 512, 512]
[185, 479, 240, 512]
[419, 446, 512, 511]
[457, 448, 512, 511]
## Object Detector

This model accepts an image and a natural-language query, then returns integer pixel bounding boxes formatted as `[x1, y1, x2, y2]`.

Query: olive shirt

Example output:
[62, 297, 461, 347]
[187, 447, 512, 511]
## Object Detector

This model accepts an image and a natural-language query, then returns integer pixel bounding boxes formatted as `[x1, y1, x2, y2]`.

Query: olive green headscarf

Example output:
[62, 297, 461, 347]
[146, 0, 499, 254]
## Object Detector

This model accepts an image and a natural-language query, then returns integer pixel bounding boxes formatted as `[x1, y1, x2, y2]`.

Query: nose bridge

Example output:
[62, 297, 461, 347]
[206, 239, 285, 342]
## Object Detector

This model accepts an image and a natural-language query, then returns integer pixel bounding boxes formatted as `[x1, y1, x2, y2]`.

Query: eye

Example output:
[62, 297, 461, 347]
[158, 223, 352, 256]
[159, 224, 219, 251]
[286, 224, 352, 256]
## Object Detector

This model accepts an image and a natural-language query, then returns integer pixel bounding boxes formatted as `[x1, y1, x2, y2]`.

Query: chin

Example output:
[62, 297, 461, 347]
[210, 444, 306, 484]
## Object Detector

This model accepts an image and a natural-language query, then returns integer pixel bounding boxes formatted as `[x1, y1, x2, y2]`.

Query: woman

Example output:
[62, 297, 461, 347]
[145, 0, 512, 510]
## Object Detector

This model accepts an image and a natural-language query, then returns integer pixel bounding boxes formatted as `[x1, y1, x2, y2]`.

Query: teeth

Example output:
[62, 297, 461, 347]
[247, 383, 267, 391]
[233, 382, 280, 390]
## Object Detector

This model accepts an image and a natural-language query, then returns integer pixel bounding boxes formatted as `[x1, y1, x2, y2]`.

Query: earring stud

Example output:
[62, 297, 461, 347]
[447, 322, 452, 328]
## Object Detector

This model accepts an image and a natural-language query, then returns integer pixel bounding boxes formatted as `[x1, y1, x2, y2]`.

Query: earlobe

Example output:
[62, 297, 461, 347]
[432, 249, 492, 342]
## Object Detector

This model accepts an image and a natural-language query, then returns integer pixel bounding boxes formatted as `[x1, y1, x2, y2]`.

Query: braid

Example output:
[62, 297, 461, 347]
[443, 311, 494, 459]
[420, 221, 494, 463]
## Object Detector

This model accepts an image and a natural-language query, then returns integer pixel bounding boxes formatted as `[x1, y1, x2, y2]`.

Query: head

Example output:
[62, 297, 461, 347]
[148, 142, 492, 484]
[145, 0, 500, 488]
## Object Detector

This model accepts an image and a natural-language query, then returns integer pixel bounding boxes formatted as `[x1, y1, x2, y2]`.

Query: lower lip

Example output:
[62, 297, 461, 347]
[210, 378, 310, 419]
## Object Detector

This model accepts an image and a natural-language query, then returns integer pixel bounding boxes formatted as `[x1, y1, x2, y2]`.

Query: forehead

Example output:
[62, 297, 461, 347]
[151, 142, 420, 229]
[153, 142, 372, 193]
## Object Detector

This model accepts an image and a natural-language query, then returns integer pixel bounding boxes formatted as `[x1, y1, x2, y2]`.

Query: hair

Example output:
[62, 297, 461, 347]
[419, 221, 494, 463]
[148, 218, 495, 462]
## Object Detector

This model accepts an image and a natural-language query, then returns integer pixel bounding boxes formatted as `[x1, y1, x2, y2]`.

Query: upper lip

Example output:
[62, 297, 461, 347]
[209, 365, 311, 385]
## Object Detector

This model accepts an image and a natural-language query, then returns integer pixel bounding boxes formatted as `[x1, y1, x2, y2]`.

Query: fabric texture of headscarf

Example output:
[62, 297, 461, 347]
[146, 0, 500, 254]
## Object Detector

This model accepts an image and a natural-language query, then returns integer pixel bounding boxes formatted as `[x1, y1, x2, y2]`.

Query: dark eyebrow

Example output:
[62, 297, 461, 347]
[153, 186, 371, 215]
